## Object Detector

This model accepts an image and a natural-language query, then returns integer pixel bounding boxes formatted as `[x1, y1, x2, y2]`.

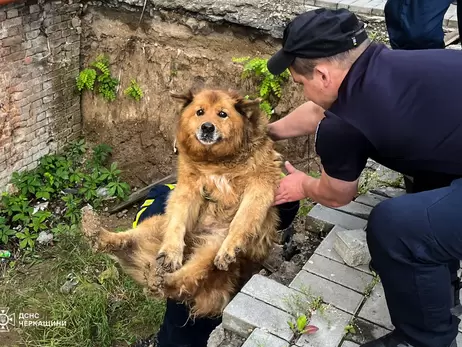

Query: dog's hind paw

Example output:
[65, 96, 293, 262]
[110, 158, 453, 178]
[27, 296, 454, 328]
[80, 205, 103, 250]
[145, 263, 167, 298]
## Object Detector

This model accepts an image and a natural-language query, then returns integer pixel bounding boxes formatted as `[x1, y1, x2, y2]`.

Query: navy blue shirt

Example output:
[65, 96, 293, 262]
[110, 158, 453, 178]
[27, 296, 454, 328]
[315, 43, 462, 183]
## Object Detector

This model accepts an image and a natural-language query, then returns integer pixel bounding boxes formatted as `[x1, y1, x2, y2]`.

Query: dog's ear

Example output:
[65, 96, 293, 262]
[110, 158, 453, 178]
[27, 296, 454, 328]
[170, 89, 194, 108]
[234, 97, 262, 119]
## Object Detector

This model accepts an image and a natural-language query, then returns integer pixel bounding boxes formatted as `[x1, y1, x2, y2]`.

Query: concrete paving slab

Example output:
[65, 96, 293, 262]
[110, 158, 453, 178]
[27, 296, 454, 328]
[295, 305, 352, 347]
[290, 270, 364, 315]
[357, 282, 394, 330]
[242, 328, 289, 347]
[241, 274, 304, 314]
[346, 317, 391, 345]
[354, 192, 388, 207]
[306, 204, 367, 233]
[334, 229, 371, 268]
[314, 226, 372, 275]
[314, 0, 338, 10]
[303, 253, 373, 294]
[222, 292, 294, 341]
[369, 186, 406, 199]
[341, 341, 360, 347]
[333, 201, 373, 220]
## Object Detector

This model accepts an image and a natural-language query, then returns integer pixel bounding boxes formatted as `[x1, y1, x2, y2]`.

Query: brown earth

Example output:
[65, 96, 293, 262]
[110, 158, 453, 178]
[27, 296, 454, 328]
[80, 6, 320, 189]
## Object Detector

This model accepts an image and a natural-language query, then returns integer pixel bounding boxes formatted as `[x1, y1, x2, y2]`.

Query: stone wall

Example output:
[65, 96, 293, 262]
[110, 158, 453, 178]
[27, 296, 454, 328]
[0, 0, 82, 190]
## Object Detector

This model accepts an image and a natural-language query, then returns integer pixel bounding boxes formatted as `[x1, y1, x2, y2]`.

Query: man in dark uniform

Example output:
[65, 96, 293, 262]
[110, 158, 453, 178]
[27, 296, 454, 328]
[266, 8, 462, 347]
[384, 0, 461, 50]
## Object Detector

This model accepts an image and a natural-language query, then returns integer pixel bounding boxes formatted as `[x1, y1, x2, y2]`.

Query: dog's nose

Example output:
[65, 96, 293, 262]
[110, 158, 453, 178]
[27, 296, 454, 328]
[201, 122, 215, 133]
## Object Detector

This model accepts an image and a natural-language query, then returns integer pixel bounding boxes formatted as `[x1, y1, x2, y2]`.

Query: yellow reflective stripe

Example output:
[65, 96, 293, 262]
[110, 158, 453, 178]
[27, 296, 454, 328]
[141, 199, 155, 208]
[133, 184, 176, 228]
[133, 206, 148, 228]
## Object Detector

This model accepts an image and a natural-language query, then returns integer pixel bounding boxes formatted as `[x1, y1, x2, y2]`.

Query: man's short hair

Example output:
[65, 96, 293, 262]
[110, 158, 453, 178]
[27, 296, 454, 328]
[290, 38, 371, 78]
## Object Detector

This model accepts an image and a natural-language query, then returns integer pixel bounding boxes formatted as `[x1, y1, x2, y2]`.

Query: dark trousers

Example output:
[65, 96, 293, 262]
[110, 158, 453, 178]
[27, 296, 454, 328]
[384, 0, 462, 49]
[366, 177, 462, 347]
[135, 184, 300, 347]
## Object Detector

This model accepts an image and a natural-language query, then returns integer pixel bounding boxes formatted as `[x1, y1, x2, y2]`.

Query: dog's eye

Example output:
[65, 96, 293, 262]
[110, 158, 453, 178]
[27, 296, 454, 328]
[218, 111, 228, 118]
[196, 109, 204, 116]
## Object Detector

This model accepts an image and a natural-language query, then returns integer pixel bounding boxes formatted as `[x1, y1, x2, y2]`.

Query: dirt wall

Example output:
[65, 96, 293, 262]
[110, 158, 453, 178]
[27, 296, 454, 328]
[80, 6, 319, 188]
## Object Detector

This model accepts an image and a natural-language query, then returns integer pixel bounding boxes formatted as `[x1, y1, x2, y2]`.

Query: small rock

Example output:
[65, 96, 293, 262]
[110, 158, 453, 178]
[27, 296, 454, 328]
[292, 233, 306, 245]
[60, 275, 79, 294]
[184, 17, 199, 32]
[279, 261, 301, 279]
[36, 231, 53, 245]
[62, 188, 79, 195]
[71, 16, 81, 29]
[290, 253, 307, 266]
[104, 207, 109, 212]
[96, 187, 110, 198]
[263, 244, 283, 272]
[259, 268, 269, 276]
[268, 261, 301, 285]
[117, 209, 128, 218]
[33, 201, 49, 214]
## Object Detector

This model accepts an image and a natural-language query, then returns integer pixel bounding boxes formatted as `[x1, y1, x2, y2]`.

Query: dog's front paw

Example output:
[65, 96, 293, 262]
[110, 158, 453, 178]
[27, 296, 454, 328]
[156, 243, 184, 272]
[214, 242, 241, 271]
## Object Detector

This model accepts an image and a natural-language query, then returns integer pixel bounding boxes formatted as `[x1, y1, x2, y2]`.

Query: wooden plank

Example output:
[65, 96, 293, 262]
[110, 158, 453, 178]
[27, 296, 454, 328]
[108, 173, 177, 214]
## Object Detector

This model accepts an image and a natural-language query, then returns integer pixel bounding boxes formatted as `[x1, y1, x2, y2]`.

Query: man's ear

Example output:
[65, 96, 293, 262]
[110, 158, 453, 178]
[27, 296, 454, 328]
[170, 89, 194, 108]
[234, 97, 262, 119]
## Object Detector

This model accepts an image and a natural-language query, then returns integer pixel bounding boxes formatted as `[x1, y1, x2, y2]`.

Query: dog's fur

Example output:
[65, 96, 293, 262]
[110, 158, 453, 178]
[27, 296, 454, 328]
[81, 88, 284, 318]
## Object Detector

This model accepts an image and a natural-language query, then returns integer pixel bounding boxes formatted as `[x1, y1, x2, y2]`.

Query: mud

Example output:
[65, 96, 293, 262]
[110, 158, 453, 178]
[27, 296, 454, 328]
[80, 6, 318, 188]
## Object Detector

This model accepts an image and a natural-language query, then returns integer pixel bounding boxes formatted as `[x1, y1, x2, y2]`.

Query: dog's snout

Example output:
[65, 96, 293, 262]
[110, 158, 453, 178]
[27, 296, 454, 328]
[201, 122, 215, 133]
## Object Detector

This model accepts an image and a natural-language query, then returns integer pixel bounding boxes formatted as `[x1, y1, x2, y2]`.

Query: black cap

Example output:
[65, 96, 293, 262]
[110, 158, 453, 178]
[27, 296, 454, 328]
[267, 8, 368, 75]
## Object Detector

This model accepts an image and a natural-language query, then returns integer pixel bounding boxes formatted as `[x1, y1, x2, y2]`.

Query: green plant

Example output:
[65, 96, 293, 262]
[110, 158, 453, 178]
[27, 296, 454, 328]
[344, 324, 357, 334]
[76, 55, 119, 102]
[92, 143, 113, 167]
[106, 179, 131, 200]
[232, 56, 290, 118]
[0, 217, 15, 244]
[288, 314, 319, 337]
[0, 139, 131, 252]
[16, 227, 38, 250]
[76, 68, 97, 92]
[124, 79, 144, 101]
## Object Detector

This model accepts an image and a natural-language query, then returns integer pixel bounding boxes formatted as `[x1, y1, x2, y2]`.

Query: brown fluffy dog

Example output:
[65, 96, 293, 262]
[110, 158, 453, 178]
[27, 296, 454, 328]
[81, 88, 283, 318]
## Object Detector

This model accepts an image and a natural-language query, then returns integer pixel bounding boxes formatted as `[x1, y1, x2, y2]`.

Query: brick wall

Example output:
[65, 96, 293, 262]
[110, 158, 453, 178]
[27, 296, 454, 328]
[0, 0, 82, 190]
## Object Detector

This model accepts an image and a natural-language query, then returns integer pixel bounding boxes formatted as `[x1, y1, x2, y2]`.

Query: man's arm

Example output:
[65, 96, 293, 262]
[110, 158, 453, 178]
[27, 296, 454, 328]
[267, 101, 325, 141]
[301, 170, 359, 207]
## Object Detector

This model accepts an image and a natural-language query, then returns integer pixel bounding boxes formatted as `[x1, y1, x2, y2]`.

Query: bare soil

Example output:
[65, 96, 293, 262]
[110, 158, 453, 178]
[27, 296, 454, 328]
[80, 6, 320, 190]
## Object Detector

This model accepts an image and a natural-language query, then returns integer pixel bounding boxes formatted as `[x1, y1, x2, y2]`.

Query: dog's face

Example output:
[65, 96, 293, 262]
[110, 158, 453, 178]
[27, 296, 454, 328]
[171, 89, 264, 162]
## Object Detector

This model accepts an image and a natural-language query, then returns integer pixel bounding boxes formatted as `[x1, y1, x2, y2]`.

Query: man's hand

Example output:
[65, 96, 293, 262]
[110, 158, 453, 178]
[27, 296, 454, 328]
[274, 161, 309, 205]
[273, 161, 359, 208]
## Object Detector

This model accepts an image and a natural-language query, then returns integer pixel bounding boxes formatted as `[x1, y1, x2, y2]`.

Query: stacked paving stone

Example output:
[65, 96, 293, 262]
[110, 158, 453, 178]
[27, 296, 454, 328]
[0, 0, 82, 191]
[217, 163, 462, 347]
